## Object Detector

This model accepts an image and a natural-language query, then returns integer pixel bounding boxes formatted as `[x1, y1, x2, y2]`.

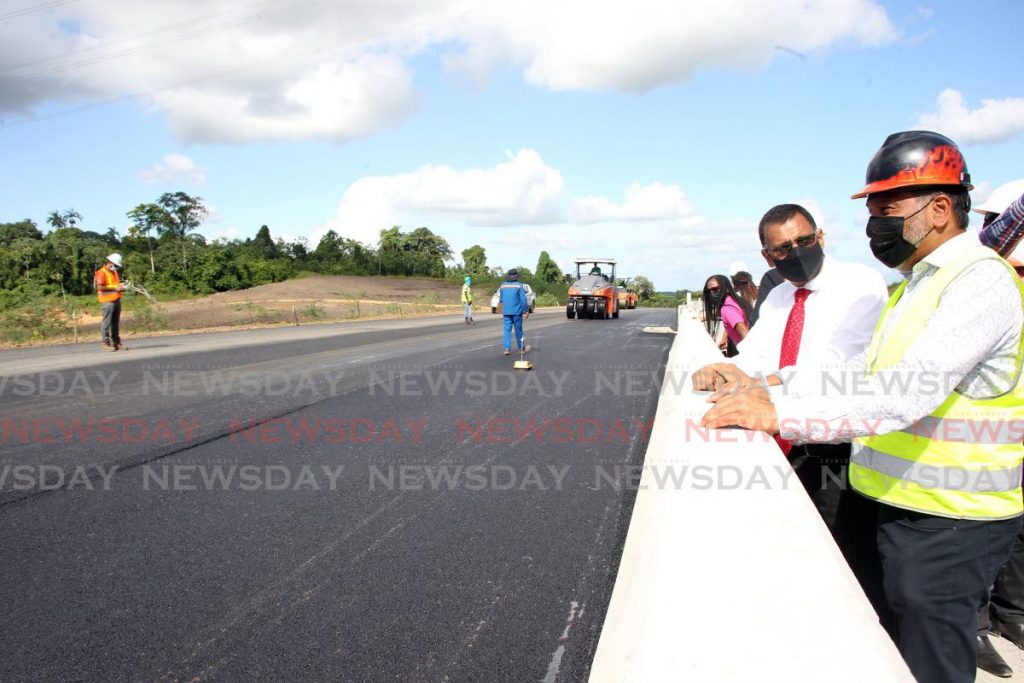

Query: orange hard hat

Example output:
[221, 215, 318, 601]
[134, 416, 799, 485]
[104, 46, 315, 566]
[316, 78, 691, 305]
[852, 130, 972, 199]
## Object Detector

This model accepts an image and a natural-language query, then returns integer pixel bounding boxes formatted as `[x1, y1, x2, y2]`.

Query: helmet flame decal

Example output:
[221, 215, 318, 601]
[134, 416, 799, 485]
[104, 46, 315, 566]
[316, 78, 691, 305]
[851, 131, 972, 199]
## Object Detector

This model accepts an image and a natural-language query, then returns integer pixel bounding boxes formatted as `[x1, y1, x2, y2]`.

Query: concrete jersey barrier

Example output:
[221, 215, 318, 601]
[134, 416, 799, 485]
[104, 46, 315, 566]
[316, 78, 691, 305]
[589, 306, 912, 682]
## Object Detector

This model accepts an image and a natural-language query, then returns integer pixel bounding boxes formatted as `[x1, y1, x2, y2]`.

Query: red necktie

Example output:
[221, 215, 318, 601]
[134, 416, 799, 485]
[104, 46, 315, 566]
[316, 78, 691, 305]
[774, 288, 811, 456]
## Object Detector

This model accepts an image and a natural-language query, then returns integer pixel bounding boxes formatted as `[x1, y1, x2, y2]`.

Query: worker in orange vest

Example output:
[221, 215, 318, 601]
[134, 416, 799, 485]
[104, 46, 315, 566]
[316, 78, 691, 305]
[95, 253, 127, 351]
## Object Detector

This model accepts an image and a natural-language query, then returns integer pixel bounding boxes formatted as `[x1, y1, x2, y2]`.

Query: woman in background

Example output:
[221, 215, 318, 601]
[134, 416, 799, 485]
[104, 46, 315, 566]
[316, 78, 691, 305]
[731, 271, 758, 310]
[702, 274, 752, 357]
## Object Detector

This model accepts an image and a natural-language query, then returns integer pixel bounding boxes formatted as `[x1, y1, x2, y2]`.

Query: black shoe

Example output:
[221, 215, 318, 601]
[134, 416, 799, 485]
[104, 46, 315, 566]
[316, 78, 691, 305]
[978, 635, 1013, 677]
[992, 615, 1024, 650]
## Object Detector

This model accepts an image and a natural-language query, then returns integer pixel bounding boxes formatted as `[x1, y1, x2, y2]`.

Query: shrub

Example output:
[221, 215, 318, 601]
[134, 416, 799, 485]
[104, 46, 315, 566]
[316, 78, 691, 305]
[536, 292, 560, 307]
[130, 302, 169, 331]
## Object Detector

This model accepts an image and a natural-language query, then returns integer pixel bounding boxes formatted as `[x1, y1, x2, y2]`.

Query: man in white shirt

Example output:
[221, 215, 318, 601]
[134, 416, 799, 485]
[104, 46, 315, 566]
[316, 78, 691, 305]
[701, 131, 1024, 683]
[694, 203, 889, 614]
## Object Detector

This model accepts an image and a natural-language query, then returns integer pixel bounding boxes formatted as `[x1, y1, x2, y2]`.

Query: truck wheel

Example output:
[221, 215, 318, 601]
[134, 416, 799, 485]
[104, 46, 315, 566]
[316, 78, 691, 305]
[566, 305, 575, 319]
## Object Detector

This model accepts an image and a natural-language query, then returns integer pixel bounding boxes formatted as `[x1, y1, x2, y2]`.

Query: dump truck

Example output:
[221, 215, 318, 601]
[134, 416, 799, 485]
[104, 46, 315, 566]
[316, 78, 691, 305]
[566, 258, 620, 319]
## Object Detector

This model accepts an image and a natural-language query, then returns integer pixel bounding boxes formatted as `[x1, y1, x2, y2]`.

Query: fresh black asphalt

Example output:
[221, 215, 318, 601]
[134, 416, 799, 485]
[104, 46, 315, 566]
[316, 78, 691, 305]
[0, 308, 675, 682]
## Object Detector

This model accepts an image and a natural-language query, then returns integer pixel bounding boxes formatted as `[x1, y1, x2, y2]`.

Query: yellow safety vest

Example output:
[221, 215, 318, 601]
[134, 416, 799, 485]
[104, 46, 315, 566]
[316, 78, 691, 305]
[850, 245, 1024, 520]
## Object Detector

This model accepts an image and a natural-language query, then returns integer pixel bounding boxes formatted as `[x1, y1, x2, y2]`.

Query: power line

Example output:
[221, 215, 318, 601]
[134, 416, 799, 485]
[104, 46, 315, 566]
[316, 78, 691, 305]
[0, 0, 76, 21]
[0, 0, 503, 134]
[3, 13, 264, 84]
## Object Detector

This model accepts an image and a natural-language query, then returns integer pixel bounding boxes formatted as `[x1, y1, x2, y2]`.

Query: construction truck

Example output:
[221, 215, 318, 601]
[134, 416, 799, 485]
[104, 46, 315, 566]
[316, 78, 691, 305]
[566, 258, 620, 319]
[617, 279, 639, 310]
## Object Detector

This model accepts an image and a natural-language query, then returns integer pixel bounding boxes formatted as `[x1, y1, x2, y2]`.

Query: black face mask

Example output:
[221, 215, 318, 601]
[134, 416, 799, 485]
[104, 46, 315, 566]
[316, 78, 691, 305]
[865, 198, 934, 269]
[772, 243, 824, 285]
[706, 290, 725, 304]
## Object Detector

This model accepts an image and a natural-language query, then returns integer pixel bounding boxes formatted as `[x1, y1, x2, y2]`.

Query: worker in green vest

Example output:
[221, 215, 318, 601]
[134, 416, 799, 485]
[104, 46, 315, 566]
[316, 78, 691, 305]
[461, 275, 475, 324]
[700, 131, 1024, 683]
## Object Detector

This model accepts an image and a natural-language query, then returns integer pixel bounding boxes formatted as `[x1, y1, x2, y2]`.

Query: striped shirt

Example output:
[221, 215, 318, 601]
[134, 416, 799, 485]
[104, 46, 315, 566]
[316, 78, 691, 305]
[979, 192, 1024, 258]
[775, 232, 1023, 443]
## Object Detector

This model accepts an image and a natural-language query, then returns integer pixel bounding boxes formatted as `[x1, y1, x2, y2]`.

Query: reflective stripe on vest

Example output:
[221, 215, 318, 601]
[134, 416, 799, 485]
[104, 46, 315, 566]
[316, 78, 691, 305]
[850, 245, 1024, 520]
[96, 267, 121, 303]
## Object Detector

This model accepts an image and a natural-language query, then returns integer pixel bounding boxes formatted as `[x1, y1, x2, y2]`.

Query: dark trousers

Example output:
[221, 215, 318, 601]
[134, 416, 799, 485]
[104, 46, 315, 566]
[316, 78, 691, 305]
[100, 299, 121, 345]
[878, 506, 1021, 683]
[791, 444, 888, 622]
[979, 521, 1024, 633]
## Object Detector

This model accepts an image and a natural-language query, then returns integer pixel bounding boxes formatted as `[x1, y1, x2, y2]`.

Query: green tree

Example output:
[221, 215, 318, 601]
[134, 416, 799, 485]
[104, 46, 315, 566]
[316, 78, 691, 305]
[535, 251, 562, 283]
[0, 219, 43, 247]
[633, 275, 656, 301]
[378, 226, 403, 274]
[403, 227, 452, 277]
[127, 203, 170, 273]
[461, 244, 487, 277]
[252, 225, 279, 259]
[46, 211, 65, 230]
[45, 209, 81, 230]
[157, 191, 208, 275]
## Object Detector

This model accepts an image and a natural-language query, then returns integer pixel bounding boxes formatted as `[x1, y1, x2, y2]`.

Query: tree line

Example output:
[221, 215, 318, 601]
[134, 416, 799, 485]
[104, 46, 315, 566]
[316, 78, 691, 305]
[2, 190, 697, 321]
[0, 192, 593, 305]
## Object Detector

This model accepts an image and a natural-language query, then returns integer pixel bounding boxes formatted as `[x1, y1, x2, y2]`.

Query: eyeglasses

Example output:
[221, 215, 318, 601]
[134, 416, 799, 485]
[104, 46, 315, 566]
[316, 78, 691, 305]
[763, 231, 818, 259]
[706, 287, 721, 294]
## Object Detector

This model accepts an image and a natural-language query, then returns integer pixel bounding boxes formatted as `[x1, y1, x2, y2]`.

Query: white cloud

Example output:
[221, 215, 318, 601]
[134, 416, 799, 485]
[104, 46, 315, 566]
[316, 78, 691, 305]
[918, 89, 1024, 145]
[152, 54, 418, 144]
[327, 149, 566, 245]
[322, 148, 770, 289]
[567, 183, 694, 224]
[326, 149, 707, 243]
[446, 0, 896, 92]
[138, 153, 207, 185]
[0, 0, 896, 143]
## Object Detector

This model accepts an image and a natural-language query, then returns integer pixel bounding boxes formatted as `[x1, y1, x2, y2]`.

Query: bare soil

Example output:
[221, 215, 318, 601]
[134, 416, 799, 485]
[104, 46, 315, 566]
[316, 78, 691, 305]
[11, 275, 486, 347]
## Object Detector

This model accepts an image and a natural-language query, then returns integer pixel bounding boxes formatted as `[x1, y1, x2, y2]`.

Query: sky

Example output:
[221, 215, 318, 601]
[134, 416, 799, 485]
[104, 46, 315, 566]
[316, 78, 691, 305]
[2, 0, 1023, 291]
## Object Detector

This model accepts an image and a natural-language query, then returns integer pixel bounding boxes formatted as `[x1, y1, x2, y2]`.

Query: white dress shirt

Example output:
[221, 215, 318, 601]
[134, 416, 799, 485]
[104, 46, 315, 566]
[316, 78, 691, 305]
[775, 232, 1024, 442]
[732, 255, 889, 378]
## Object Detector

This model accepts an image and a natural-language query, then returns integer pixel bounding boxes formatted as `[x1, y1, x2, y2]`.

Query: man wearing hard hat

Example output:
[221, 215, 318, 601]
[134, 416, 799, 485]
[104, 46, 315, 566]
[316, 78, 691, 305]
[702, 132, 1024, 682]
[95, 253, 127, 351]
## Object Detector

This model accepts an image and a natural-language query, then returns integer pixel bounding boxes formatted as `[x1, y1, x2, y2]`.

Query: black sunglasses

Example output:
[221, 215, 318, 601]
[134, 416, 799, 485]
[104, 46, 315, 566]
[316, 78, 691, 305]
[764, 231, 818, 259]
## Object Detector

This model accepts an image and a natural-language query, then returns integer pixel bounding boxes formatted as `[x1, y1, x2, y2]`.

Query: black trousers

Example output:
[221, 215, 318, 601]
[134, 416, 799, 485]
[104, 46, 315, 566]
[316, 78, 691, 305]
[878, 506, 1021, 683]
[979, 520, 1024, 632]
[790, 444, 888, 623]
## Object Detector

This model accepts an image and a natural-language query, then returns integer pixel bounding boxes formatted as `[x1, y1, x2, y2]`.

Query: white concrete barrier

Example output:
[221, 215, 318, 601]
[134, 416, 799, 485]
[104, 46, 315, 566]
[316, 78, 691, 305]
[590, 307, 912, 682]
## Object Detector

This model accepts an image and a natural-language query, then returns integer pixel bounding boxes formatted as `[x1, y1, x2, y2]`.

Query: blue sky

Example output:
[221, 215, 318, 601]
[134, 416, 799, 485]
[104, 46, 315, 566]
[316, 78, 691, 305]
[2, 0, 1023, 290]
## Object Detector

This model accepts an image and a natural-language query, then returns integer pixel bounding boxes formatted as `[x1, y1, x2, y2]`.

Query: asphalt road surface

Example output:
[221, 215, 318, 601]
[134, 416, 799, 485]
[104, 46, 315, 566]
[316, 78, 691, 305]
[0, 308, 675, 682]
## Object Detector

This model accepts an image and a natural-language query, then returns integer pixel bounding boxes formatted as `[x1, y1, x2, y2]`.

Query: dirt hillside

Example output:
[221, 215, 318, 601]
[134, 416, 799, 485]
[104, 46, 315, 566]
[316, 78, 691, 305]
[63, 275, 490, 344]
